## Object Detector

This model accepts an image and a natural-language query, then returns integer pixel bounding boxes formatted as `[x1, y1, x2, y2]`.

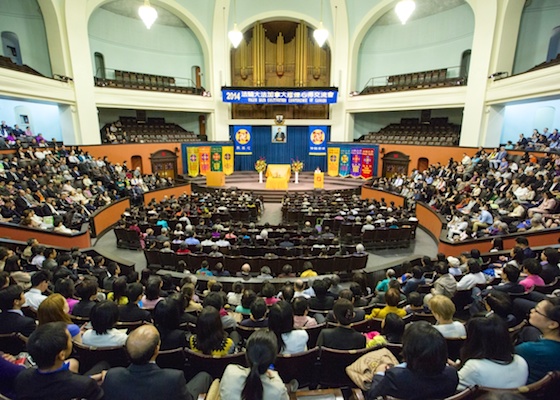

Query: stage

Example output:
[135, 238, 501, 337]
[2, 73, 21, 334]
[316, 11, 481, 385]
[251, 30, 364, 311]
[188, 171, 370, 201]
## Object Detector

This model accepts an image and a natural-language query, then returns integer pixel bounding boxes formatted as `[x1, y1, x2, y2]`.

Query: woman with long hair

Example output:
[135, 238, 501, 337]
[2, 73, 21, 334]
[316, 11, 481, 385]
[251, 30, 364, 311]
[456, 313, 528, 390]
[37, 293, 82, 342]
[187, 306, 234, 356]
[219, 330, 288, 400]
[268, 300, 308, 355]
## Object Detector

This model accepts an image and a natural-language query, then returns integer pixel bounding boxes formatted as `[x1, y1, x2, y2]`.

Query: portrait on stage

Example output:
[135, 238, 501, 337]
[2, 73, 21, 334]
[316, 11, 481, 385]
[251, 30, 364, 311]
[272, 126, 287, 143]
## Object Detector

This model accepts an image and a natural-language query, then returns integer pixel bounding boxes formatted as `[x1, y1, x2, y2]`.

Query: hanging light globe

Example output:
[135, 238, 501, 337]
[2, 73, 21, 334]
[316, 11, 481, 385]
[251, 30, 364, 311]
[395, 0, 416, 25]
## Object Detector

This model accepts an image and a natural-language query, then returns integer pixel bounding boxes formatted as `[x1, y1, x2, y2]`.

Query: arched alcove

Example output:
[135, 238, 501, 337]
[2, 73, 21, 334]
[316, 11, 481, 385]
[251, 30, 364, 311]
[88, 0, 207, 87]
[353, 0, 475, 91]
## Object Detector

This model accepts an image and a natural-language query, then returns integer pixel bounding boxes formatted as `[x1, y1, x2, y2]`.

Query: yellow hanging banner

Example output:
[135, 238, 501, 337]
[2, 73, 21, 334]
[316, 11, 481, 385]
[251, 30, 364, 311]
[222, 146, 234, 175]
[187, 147, 199, 177]
[327, 147, 340, 177]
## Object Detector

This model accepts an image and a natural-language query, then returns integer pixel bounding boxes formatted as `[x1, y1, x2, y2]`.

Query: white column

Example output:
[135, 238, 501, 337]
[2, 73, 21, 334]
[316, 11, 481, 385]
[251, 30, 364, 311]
[461, 0, 524, 148]
[60, 0, 100, 145]
[209, 0, 232, 142]
[328, 0, 351, 142]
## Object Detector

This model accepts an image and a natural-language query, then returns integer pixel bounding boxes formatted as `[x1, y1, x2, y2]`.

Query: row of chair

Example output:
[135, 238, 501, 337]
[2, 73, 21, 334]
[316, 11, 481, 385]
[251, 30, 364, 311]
[0, 55, 43, 77]
[144, 249, 369, 275]
[360, 68, 467, 95]
[95, 70, 203, 95]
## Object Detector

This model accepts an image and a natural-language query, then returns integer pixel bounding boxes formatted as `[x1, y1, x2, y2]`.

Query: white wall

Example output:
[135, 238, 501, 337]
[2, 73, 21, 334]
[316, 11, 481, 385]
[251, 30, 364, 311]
[501, 99, 560, 144]
[513, 0, 560, 74]
[356, 4, 474, 90]
[0, 0, 51, 76]
[88, 8, 204, 85]
[353, 108, 464, 139]
[0, 98, 62, 140]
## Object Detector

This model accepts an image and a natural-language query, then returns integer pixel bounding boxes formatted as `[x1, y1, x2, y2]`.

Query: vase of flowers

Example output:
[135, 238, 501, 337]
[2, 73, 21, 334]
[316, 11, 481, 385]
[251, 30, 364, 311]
[291, 159, 304, 184]
[255, 157, 267, 183]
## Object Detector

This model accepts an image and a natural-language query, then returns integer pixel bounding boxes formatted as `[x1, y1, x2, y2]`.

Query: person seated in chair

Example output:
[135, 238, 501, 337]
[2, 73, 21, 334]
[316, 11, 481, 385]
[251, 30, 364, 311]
[15, 322, 103, 400]
[316, 299, 366, 350]
[101, 324, 212, 400]
[365, 321, 458, 400]
[0, 284, 37, 338]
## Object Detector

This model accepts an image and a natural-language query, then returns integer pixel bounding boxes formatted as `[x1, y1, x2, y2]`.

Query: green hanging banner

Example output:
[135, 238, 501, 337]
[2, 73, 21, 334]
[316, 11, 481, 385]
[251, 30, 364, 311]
[211, 146, 223, 172]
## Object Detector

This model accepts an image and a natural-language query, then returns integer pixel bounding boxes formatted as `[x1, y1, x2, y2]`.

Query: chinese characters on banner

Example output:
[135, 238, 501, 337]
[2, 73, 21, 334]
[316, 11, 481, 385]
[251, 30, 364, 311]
[361, 148, 375, 179]
[308, 126, 327, 155]
[222, 88, 338, 105]
[233, 126, 252, 155]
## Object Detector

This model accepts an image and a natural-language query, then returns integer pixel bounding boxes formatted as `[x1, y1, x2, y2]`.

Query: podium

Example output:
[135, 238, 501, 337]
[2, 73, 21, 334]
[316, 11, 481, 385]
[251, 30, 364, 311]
[314, 172, 324, 189]
[265, 164, 291, 190]
[206, 171, 225, 187]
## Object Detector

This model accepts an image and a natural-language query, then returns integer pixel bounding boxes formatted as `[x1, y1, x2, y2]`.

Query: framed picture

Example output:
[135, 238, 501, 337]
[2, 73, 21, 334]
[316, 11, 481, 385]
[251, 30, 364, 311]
[272, 126, 287, 143]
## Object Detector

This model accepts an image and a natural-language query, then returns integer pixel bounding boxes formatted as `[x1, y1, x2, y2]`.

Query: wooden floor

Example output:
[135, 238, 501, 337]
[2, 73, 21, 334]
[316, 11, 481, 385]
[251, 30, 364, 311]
[189, 171, 370, 202]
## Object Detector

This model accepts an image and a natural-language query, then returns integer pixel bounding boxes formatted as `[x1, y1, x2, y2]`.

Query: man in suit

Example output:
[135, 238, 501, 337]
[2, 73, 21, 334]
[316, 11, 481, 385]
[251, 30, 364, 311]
[0, 285, 37, 338]
[15, 322, 103, 400]
[101, 325, 211, 400]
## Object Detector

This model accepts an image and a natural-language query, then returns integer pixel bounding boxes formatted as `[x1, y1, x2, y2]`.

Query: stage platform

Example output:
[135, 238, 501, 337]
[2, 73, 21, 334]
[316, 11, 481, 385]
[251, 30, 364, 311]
[188, 171, 370, 202]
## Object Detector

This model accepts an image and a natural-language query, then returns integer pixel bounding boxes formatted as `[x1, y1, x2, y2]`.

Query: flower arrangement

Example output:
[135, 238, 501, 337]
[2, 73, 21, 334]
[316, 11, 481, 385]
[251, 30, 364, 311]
[255, 157, 267, 173]
[291, 159, 304, 173]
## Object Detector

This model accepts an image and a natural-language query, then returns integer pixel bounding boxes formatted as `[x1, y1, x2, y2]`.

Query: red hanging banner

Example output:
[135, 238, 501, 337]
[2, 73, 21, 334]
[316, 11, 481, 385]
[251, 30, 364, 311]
[361, 148, 374, 179]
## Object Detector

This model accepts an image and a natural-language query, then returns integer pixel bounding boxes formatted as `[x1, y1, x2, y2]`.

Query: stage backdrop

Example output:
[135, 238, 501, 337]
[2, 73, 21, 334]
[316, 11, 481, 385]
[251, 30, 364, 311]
[229, 126, 330, 172]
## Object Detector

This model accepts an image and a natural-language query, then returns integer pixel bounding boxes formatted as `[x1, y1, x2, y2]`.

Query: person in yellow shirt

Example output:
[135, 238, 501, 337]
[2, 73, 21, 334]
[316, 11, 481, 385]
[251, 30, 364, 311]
[366, 288, 406, 319]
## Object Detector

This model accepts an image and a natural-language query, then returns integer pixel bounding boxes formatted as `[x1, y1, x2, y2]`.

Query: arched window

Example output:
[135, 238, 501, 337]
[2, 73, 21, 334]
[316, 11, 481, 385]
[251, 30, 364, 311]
[460, 49, 471, 79]
[1, 31, 22, 65]
[94, 52, 106, 79]
[547, 26, 560, 62]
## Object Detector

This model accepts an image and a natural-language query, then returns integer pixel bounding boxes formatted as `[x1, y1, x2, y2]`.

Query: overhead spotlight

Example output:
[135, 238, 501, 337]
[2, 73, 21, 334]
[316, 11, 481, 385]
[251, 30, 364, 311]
[395, 0, 416, 25]
[139, 0, 158, 29]
[313, 0, 329, 47]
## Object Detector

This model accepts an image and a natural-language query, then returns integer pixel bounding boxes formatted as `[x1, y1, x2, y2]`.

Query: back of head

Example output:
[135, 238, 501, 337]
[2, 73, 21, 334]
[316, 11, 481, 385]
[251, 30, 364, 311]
[90, 300, 119, 334]
[461, 314, 513, 364]
[383, 313, 405, 343]
[333, 298, 354, 325]
[126, 282, 144, 302]
[402, 321, 447, 375]
[268, 301, 293, 351]
[0, 284, 23, 311]
[292, 296, 309, 316]
[38, 293, 71, 325]
[467, 258, 481, 274]
[196, 306, 225, 354]
[203, 291, 224, 310]
[76, 278, 98, 300]
[154, 296, 181, 330]
[502, 265, 520, 283]
[145, 276, 162, 300]
[242, 330, 278, 400]
[428, 295, 455, 321]
[31, 271, 49, 288]
[27, 321, 69, 369]
[312, 279, 327, 297]
[385, 288, 401, 307]
[126, 325, 160, 365]
[523, 258, 541, 275]
[241, 290, 257, 309]
[411, 266, 423, 279]
[250, 297, 267, 320]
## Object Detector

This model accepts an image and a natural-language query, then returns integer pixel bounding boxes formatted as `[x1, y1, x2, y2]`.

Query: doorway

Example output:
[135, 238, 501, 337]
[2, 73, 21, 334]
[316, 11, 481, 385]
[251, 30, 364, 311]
[382, 151, 410, 178]
[131, 155, 143, 174]
[150, 150, 177, 179]
[417, 157, 429, 172]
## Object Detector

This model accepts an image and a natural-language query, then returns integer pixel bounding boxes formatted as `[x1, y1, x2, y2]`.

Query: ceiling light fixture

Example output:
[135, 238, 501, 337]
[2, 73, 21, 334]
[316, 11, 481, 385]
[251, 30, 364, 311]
[395, 0, 416, 25]
[228, 0, 243, 48]
[313, 0, 329, 47]
[138, 0, 158, 29]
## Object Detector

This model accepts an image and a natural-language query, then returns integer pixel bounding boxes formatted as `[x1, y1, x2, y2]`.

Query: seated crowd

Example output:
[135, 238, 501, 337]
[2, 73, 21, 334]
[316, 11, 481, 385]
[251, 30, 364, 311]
[372, 145, 560, 241]
[0, 143, 174, 231]
[513, 128, 560, 152]
[1, 232, 559, 399]
[0, 120, 52, 149]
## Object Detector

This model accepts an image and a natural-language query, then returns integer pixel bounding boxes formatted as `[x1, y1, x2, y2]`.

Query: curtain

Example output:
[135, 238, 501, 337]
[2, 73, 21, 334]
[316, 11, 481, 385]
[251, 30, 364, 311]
[230, 125, 329, 171]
